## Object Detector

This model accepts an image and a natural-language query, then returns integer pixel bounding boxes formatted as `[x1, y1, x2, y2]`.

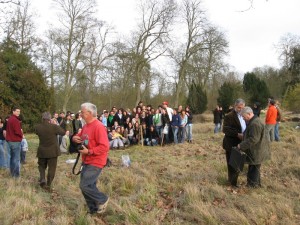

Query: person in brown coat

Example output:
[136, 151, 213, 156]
[222, 99, 246, 187]
[35, 112, 65, 189]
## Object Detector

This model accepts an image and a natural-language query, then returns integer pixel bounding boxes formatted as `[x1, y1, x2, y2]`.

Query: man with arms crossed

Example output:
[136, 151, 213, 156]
[72, 103, 110, 214]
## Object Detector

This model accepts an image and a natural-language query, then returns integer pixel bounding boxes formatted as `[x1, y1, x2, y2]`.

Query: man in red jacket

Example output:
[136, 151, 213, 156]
[72, 102, 110, 215]
[265, 99, 277, 142]
[6, 106, 23, 177]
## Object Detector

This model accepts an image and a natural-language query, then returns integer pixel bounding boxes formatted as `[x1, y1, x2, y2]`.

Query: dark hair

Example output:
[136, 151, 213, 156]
[75, 113, 80, 119]
[11, 106, 20, 112]
[269, 99, 276, 105]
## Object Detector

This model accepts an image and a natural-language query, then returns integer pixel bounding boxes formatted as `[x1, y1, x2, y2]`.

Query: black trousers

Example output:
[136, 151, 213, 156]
[38, 157, 58, 186]
[247, 164, 261, 187]
[225, 149, 240, 186]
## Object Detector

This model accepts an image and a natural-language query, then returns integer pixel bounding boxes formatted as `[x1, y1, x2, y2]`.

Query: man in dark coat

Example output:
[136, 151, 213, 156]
[238, 106, 270, 188]
[222, 99, 246, 187]
[35, 112, 65, 189]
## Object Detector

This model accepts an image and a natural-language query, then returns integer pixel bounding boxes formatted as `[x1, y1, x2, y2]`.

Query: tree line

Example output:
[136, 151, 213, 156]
[0, 0, 300, 131]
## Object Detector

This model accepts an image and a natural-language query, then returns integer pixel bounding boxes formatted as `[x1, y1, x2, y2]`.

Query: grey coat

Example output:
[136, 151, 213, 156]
[239, 116, 271, 165]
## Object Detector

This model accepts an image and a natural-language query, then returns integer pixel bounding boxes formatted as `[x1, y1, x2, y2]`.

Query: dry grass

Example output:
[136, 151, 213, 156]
[0, 119, 299, 225]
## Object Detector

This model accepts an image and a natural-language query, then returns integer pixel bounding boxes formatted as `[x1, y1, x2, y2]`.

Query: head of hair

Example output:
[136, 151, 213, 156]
[241, 106, 253, 115]
[269, 99, 276, 105]
[235, 98, 245, 106]
[75, 112, 80, 119]
[11, 106, 20, 112]
[42, 112, 52, 121]
[81, 102, 97, 117]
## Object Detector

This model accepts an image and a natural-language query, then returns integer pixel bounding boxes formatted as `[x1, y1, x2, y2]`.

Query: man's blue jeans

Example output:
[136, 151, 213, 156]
[274, 122, 280, 141]
[80, 164, 108, 213]
[186, 124, 193, 141]
[7, 141, 21, 177]
[214, 123, 221, 133]
[0, 140, 9, 168]
[172, 126, 179, 144]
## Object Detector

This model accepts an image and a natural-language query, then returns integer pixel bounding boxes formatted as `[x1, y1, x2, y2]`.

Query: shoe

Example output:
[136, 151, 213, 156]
[231, 184, 240, 189]
[97, 197, 109, 214]
[39, 179, 46, 188]
[246, 183, 261, 188]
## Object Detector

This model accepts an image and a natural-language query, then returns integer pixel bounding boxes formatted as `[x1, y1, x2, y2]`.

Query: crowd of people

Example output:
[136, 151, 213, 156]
[52, 101, 194, 151]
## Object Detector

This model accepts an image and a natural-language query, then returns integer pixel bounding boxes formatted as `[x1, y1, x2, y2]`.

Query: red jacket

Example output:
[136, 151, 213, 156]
[78, 119, 109, 168]
[265, 105, 277, 125]
[5, 115, 23, 142]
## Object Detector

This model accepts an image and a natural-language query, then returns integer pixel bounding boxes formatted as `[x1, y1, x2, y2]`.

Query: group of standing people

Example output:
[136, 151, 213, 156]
[0, 107, 27, 178]
[99, 101, 193, 148]
[222, 98, 282, 188]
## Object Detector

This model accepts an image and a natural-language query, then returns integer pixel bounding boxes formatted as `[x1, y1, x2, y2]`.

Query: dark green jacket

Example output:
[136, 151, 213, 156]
[239, 116, 271, 165]
[35, 121, 65, 158]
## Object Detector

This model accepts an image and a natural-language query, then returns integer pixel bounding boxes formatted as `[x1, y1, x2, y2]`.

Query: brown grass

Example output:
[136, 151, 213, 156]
[0, 119, 299, 224]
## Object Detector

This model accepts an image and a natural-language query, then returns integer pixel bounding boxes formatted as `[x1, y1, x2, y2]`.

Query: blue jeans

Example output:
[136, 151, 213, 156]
[186, 124, 193, 141]
[179, 126, 186, 143]
[274, 122, 280, 141]
[214, 123, 221, 133]
[7, 141, 21, 177]
[80, 164, 108, 213]
[172, 126, 179, 144]
[0, 140, 8, 168]
[155, 126, 162, 141]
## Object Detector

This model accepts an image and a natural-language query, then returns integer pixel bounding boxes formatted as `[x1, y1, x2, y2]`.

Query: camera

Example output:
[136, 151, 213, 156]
[76, 144, 84, 152]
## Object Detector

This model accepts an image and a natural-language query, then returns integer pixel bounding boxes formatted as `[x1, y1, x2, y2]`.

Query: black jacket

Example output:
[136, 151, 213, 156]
[222, 110, 242, 151]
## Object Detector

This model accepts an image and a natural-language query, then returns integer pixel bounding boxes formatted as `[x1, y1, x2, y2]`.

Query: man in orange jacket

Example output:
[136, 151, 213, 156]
[265, 99, 277, 142]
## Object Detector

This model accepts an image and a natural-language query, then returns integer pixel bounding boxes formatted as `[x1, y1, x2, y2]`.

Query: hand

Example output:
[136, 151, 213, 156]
[79, 145, 89, 155]
[237, 133, 243, 140]
[72, 135, 82, 144]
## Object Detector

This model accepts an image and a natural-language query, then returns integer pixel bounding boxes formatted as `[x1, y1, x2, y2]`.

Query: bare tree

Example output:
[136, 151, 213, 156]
[276, 33, 300, 70]
[169, 0, 229, 106]
[49, 0, 96, 112]
[81, 20, 115, 101]
[128, 0, 176, 106]
[0, 0, 38, 54]
[170, 0, 208, 106]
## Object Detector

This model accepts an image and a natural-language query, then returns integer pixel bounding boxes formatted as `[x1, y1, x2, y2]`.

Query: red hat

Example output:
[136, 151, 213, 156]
[162, 101, 168, 105]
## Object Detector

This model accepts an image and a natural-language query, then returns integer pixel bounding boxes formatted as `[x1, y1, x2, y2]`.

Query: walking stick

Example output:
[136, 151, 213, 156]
[139, 125, 144, 146]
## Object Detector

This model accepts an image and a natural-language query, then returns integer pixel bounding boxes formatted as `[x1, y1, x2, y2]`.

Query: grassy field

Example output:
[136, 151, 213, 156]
[0, 115, 299, 225]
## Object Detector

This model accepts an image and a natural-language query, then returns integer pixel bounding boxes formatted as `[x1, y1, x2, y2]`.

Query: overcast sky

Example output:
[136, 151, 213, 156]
[32, 0, 300, 74]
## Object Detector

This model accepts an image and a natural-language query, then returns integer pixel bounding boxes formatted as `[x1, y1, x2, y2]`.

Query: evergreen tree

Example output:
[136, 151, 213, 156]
[0, 40, 53, 131]
[186, 81, 207, 114]
[217, 82, 242, 112]
[243, 72, 270, 108]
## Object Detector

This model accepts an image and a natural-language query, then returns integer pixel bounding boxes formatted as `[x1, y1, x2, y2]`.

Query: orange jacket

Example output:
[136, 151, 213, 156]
[265, 105, 277, 125]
